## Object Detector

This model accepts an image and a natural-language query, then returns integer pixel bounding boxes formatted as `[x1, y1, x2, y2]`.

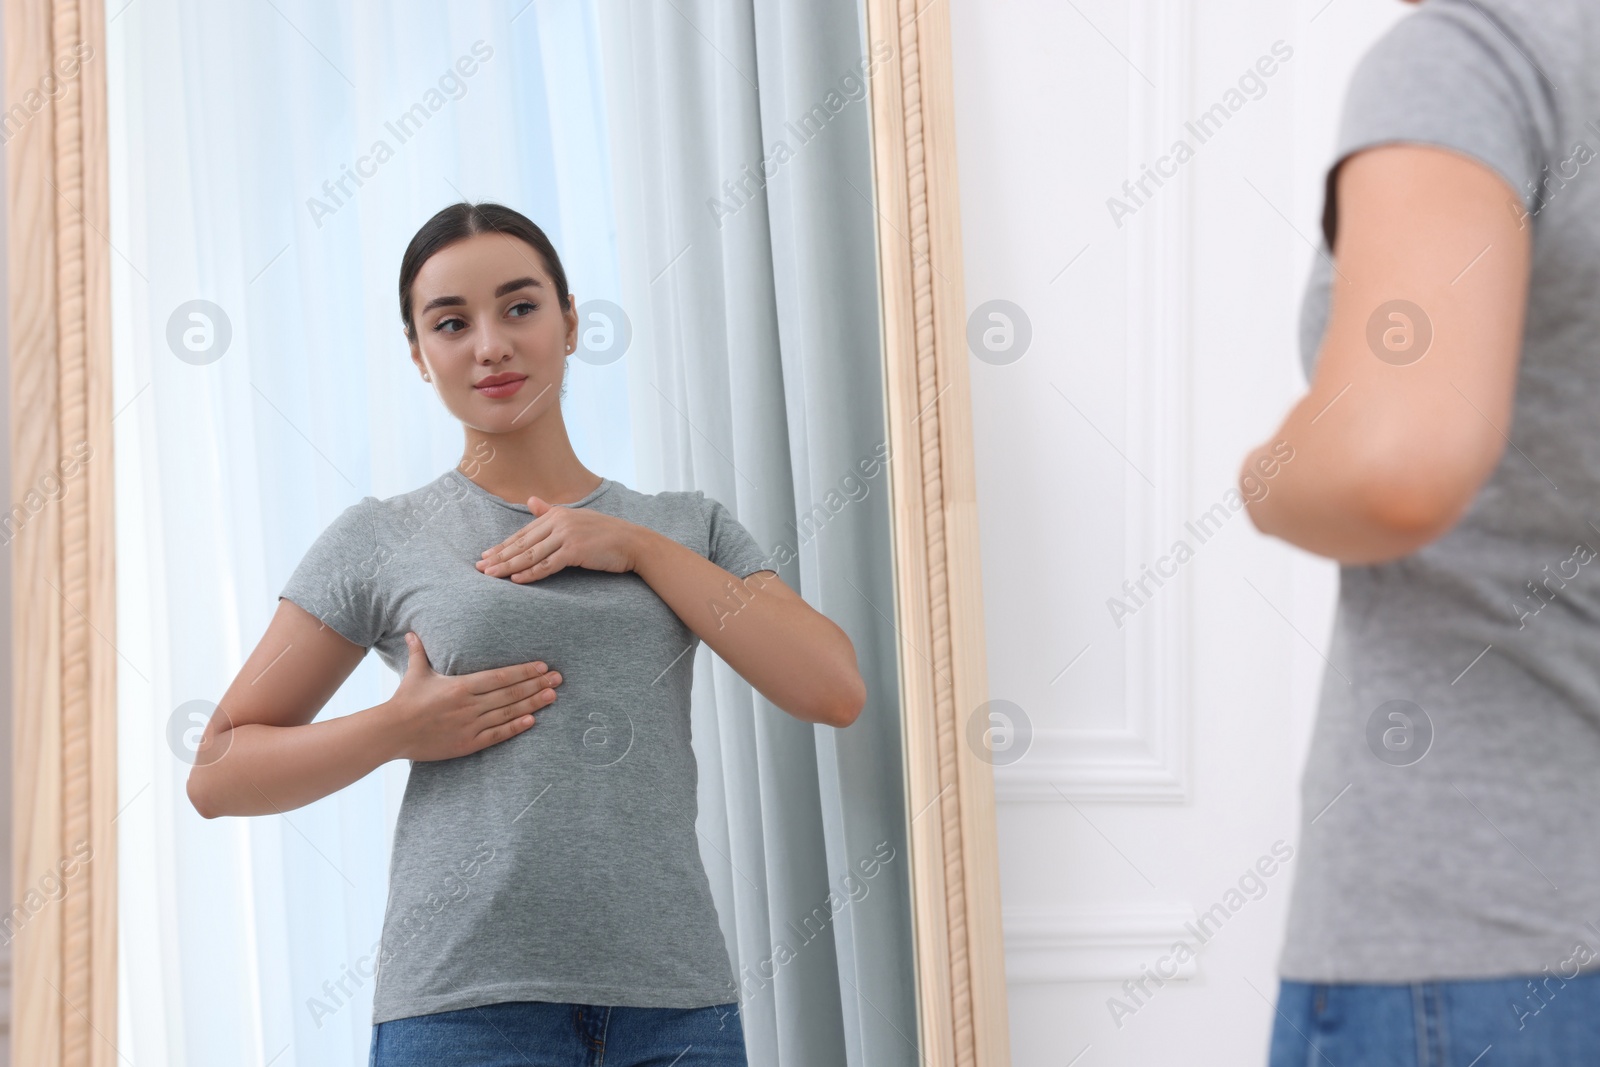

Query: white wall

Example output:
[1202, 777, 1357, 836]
[948, 1, 1403, 1062]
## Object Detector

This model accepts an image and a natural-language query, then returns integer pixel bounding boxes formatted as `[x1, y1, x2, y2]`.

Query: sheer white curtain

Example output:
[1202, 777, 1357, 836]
[110, 0, 914, 1064]
[110, 3, 630, 1064]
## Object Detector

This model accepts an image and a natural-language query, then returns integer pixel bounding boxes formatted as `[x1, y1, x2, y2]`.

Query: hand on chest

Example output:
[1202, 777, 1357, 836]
[393, 529, 694, 683]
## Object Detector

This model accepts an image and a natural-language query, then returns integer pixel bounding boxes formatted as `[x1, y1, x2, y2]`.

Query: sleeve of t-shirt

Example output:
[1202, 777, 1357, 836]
[1319, 0, 1560, 249]
[696, 491, 774, 578]
[278, 498, 388, 649]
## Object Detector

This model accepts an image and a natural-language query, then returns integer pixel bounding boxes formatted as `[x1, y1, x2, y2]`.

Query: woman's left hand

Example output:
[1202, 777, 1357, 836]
[475, 497, 645, 582]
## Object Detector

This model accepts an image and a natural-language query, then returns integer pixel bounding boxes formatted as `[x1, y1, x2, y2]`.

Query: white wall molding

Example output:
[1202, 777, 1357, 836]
[997, 0, 1194, 803]
[1003, 905, 1201, 983]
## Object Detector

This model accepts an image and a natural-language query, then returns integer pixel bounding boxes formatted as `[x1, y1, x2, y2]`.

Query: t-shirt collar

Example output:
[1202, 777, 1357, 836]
[446, 468, 614, 513]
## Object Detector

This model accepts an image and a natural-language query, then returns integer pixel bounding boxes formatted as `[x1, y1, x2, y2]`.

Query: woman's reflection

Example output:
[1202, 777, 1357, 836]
[185, 201, 866, 1066]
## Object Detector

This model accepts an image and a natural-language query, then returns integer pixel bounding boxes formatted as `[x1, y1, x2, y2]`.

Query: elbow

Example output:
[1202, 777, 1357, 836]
[1253, 404, 1504, 563]
[1363, 493, 1460, 551]
[185, 721, 242, 819]
[1249, 414, 1497, 564]
[824, 672, 868, 729]
[1342, 449, 1488, 561]
[186, 769, 221, 820]
[828, 630, 868, 728]
[786, 624, 866, 727]
[838, 675, 864, 726]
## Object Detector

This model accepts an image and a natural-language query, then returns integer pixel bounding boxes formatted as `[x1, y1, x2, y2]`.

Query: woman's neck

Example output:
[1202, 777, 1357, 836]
[458, 416, 601, 507]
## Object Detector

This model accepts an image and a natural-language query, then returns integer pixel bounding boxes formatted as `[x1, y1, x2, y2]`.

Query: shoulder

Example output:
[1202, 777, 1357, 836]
[600, 483, 767, 566]
[599, 481, 713, 528]
[362, 471, 474, 534]
[298, 494, 381, 548]
[1353, 0, 1583, 106]
[1369, 0, 1580, 56]
[1332, 0, 1589, 222]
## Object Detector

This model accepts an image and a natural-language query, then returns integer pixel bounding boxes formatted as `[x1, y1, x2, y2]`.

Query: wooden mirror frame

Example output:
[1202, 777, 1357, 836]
[5, 0, 1012, 1062]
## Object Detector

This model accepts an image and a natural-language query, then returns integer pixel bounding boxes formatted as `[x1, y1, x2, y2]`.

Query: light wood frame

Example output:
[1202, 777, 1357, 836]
[6, 0, 1011, 1063]
[863, 0, 1011, 1063]
[7, 0, 117, 1062]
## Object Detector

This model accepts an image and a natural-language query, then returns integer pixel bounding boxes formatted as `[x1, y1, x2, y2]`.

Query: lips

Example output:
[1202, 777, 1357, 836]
[474, 373, 528, 399]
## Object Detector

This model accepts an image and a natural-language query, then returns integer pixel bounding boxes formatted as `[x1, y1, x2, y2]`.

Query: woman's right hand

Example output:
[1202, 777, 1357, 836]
[388, 632, 562, 762]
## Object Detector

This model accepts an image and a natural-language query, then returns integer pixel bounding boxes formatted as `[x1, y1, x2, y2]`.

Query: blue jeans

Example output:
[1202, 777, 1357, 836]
[1268, 973, 1600, 1065]
[369, 1000, 747, 1067]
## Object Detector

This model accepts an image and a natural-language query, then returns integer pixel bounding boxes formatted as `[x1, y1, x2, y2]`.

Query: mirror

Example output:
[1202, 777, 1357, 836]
[84, 1, 935, 1064]
[3, 0, 998, 1062]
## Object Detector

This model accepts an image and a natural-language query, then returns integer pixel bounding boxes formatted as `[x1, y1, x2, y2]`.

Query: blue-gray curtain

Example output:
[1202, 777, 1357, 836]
[597, 2, 919, 1064]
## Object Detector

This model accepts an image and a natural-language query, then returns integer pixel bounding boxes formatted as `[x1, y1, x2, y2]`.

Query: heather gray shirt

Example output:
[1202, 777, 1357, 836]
[1283, 0, 1600, 981]
[278, 468, 773, 1022]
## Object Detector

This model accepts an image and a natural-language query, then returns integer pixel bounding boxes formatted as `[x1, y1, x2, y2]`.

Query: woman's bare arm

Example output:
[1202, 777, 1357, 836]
[186, 599, 562, 818]
[1241, 143, 1533, 563]
[186, 600, 403, 818]
[628, 533, 866, 728]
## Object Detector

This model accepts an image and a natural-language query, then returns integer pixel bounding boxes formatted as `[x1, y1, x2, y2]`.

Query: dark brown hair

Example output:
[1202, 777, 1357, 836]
[398, 201, 571, 342]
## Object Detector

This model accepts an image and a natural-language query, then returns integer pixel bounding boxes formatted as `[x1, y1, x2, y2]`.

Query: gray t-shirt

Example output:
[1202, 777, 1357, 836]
[278, 468, 773, 1022]
[1282, 0, 1600, 981]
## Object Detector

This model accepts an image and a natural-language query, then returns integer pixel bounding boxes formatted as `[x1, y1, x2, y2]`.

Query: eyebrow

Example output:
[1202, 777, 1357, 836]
[419, 277, 544, 316]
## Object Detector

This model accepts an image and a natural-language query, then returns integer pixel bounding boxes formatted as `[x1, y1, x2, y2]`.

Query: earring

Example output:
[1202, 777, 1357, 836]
[423, 374, 430, 381]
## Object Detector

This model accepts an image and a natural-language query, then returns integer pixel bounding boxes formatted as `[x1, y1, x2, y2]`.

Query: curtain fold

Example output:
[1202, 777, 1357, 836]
[596, 3, 916, 1064]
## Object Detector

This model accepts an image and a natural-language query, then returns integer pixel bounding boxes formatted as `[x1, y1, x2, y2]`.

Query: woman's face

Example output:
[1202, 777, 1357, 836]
[407, 231, 578, 432]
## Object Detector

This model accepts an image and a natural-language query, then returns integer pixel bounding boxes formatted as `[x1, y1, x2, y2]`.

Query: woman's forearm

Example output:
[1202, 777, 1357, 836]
[187, 702, 401, 818]
[629, 528, 864, 727]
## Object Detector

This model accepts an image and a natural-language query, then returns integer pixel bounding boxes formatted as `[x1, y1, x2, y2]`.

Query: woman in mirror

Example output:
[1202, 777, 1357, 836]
[184, 201, 867, 1066]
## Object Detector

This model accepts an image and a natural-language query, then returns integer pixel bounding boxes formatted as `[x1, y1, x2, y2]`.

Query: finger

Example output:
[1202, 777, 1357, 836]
[488, 547, 539, 579]
[483, 691, 549, 727]
[464, 658, 547, 696]
[510, 561, 542, 582]
[481, 526, 531, 564]
[509, 541, 564, 583]
[485, 690, 548, 729]
[481, 527, 527, 561]
[513, 553, 566, 583]
[487, 522, 553, 567]
[479, 672, 561, 712]
[405, 632, 433, 672]
[478, 543, 521, 573]
[472, 713, 537, 752]
[477, 537, 510, 566]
